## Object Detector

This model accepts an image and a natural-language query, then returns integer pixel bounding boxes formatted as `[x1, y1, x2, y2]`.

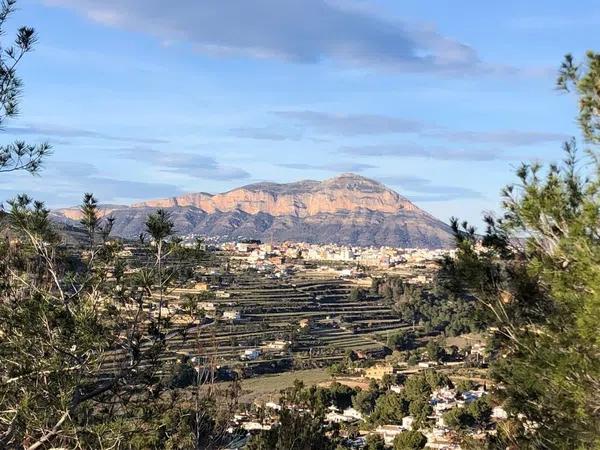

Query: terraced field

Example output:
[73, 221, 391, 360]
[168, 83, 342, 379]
[99, 270, 410, 378]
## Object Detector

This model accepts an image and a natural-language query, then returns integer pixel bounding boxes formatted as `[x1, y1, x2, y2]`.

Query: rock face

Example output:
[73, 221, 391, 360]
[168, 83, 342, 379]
[54, 174, 454, 248]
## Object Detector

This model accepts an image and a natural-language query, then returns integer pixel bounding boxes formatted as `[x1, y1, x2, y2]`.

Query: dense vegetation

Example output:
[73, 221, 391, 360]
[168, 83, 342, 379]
[440, 52, 600, 448]
[374, 277, 484, 337]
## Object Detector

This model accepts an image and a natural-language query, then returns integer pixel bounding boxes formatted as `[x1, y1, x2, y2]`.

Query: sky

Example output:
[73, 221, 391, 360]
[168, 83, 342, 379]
[2, 0, 598, 228]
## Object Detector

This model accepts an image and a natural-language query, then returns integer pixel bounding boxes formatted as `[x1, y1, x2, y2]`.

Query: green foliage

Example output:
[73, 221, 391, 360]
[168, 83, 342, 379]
[391, 282, 482, 336]
[246, 407, 334, 450]
[328, 382, 356, 410]
[145, 209, 175, 242]
[387, 330, 415, 351]
[369, 392, 408, 425]
[0, 1, 51, 175]
[248, 381, 336, 450]
[365, 433, 386, 450]
[327, 362, 347, 377]
[352, 388, 379, 415]
[407, 397, 432, 427]
[381, 372, 406, 389]
[425, 339, 445, 362]
[441, 54, 600, 448]
[455, 379, 477, 393]
[392, 430, 427, 450]
[0, 192, 231, 449]
[442, 397, 492, 431]
[443, 407, 472, 431]
[557, 51, 600, 143]
[349, 287, 366, 301]
[169, 361, 197, 388]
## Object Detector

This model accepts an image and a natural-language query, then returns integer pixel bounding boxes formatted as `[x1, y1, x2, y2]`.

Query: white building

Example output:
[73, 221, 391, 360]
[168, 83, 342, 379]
[198, 302, 216, 312]
[241, 348, 261, 360]
[342, 407, 364, 421]
[375, 425, 404, 446]
[262, 340, 290, 351]
[223, 310, 241, 320]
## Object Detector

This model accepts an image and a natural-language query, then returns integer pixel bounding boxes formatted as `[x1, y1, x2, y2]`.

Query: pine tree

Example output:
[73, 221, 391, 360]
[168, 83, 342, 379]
[0, 0, 50, 175]
[442, 52, 600, 448]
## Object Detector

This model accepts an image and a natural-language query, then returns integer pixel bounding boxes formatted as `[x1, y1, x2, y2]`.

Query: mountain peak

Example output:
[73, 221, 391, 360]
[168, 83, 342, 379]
[322, 173, 386, 191]
[54, 174, 453, 248]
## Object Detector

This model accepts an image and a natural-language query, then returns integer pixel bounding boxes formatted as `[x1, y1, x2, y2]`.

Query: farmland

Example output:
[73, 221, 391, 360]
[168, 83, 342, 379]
[99, 259, 416, 378]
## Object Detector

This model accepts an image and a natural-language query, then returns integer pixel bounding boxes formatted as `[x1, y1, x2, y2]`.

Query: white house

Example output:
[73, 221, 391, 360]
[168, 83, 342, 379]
[375, 425, 404, 446]
[241, 348, 261, 360]
[223, 310, 241, 320]
[198, 302, 216, 312]
[402, 416, 414, 430]
[342, 407, 364, 421]
[262, 340, 290, 351]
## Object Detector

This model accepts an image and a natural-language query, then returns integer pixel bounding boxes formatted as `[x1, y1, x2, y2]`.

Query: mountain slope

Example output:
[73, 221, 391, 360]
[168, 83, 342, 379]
[53, 174, 454, 248]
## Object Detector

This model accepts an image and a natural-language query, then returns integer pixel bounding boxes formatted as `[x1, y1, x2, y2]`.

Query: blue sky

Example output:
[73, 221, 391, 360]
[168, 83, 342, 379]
[2, 0, 598, 227]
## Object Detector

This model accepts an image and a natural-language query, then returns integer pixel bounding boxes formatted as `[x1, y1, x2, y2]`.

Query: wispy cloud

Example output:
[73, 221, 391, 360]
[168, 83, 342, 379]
[277, 162, 376, 172]
[0, 160, 184, 207]
[274, 111, 426, 136]
[43, 0, 502, 75]
[115, 148, 251, 180]
[229, 127, 302, 141]
[273, 110, 567, 147]
[425, 129, 569, 146]
[3, 123, 168, 144]
[339, 143, 506, 161]
[377, 174, 483, 201]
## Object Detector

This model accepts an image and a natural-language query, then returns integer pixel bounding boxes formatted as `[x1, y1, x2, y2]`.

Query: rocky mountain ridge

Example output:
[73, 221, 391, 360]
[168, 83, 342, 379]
[54, 173, 454, 248]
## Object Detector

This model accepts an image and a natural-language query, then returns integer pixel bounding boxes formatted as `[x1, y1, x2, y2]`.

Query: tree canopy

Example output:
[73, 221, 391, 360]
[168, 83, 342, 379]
[441, 52, 600, 448]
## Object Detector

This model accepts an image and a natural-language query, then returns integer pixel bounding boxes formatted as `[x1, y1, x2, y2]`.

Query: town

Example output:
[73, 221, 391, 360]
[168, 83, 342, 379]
[105, 236, 500, 449]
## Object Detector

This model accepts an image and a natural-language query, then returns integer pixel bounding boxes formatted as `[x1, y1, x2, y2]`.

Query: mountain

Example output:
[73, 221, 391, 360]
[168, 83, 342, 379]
[53, 173, 454, 248]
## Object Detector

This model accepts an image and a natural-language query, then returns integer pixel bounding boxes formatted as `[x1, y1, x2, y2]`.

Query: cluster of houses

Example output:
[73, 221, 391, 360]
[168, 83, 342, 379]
[225, 380, 506, 450]
[216, 239, 454, 272]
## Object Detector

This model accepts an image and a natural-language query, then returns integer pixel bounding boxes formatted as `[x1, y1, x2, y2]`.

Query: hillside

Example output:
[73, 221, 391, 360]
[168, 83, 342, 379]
[53, 173, 454, 248]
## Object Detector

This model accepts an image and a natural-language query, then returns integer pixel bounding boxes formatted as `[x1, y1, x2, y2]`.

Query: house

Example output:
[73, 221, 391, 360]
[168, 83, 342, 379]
[198, 302, 216, 312]
[262, 340, 290, 352]
[236, 241, 260, 252]
[402, 416, 414, 430]
[418, 361, 439, 369]
[339, 268, 353, 278]
[374, 425, 404, 445]
[215, 290, 231, 298]
[152, 305, 176, 319]
[326, 410, 353, 423]
[223, 310, 241, 321]
[342, 407, 364, 421]
[241, 348, 261, 361]
[241, 422, 271, 431]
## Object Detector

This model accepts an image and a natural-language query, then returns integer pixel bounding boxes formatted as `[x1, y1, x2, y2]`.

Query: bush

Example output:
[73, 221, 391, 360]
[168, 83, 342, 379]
[393, 430, 427, 449]
[366, 433, 386, 450]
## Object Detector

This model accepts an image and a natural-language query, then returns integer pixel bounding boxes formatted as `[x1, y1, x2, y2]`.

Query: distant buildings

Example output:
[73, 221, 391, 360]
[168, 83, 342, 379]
[262, 340, 291, 352]
[222, 310, 241, 321]
[240, 348, 261, 361]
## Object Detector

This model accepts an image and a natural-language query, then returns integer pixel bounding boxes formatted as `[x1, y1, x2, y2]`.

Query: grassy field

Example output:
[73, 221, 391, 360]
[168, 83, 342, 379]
[237, 368, 331, 403]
